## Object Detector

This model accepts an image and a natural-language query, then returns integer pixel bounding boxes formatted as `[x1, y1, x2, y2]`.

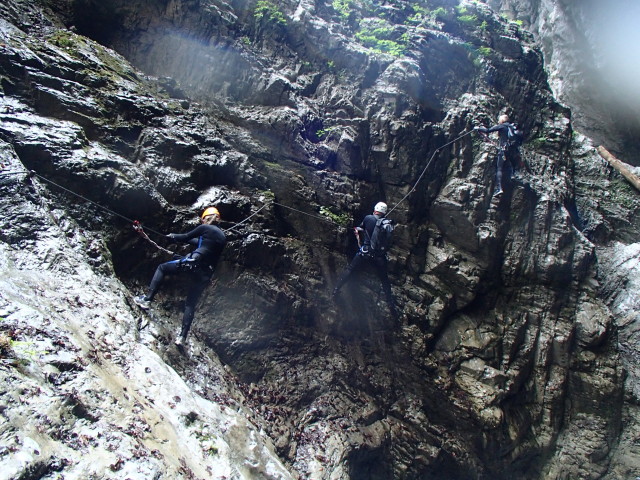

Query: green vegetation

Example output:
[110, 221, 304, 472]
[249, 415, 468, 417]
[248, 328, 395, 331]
[264, 160, 285, 171]
[332, 0, 354, 22]
[194, 426, 220, 456]
[355, 18, 406, 56]
[260, 189, 276, 201]
[406, 5, 430, 25]
[320, 206, 350, 226]
[608, 178, 637, 210]
[405, 4, 451, 25]
[528, 136, 549, 149]
[255, 1, 287, 25]
[455, 5, 481, 26]
[461, 42, 492, 66]
[0, 333, 48, 366]
[432, 7, 449, 20]
[316, 126, 340, 139]
[457, 14, 478, 24]
[323, 0, 497, 58]
[47, 29, 139, 85]
[49, 30, 76, 49]
[500, 14, 524, 28]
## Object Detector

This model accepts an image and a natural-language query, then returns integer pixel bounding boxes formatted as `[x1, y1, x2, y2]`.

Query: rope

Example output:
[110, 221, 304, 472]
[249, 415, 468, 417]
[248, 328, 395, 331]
[27, 170, 169, 237]
[273, 201, 340, 225]
[2, 128, 474, 253]
[132, 221, 176, 256]
[222, 202, 273, 234]
[386, 128, 474, 215]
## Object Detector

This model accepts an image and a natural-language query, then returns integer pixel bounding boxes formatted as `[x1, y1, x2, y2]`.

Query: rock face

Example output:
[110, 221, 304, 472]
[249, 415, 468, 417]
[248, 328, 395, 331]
[487, 0, 640, 164]
[1, 1, 639, 479]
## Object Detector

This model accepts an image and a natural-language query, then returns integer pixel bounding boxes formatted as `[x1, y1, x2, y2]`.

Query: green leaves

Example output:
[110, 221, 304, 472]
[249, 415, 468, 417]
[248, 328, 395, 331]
[254, 1, 287, 26]
[356, 18, 407, 56]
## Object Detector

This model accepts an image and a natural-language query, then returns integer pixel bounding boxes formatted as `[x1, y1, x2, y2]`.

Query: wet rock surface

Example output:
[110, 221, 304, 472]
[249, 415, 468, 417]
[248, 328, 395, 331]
[1, 1, 639, 479]
[488, 0, 640, 164]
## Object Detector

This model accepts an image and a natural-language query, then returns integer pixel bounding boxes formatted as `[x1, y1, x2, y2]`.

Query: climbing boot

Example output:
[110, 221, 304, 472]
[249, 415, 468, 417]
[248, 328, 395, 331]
[134, 295, 151, 310]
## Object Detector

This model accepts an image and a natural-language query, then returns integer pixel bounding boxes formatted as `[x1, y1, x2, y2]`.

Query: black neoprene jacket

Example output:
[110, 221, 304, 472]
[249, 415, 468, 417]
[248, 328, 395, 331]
[478, 123, 511, 148]
[359, 214, 384, 247]
[171, 224, 227, 268]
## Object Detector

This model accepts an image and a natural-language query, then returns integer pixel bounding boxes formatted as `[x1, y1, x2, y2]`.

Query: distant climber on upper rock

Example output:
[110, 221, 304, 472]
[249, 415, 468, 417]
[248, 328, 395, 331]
[332, 201, 398, 319]
[134, 207, 227, 347]
[474, 114, 524, 197]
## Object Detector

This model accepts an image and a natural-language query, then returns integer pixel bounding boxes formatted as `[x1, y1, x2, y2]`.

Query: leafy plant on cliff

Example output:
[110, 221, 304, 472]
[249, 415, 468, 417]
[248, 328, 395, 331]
[316, 126, 340, 140]
[260, 189, 276, 201]
[254, 1, 287, 25]
[406, 5, 430, 25]
[457, 13, 478, 24]
[332, 0, 354, 22]
[455, 5, 483, 28]
[49, 30, 76, 49]
[432, 7, 449, 21]
[355, 18, 407, 56]
[319, 206, 350, 226]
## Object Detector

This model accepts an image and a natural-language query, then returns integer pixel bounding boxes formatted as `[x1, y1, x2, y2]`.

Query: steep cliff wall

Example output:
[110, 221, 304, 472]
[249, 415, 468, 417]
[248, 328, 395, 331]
[487, 0, 640, 164]
[1, 1, 639, 479]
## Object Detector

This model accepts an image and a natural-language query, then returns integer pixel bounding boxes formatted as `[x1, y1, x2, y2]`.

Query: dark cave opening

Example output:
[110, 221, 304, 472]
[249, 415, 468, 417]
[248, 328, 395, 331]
[68, 0, 124, 47]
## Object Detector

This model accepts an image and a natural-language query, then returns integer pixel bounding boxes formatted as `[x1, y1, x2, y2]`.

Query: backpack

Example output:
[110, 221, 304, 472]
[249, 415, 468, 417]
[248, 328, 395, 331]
[506, 123, 524, 148]
[368, 218, 394, 255]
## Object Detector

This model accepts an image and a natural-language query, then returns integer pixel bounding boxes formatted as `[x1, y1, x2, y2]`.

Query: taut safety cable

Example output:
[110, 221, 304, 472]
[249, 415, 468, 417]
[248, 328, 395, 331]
[272, 201, 339, 225]
[222, 201, 340, 235]
[386, 128, 474, 216]
[1, 128, 473, 252]
[1, 168, 167, 235]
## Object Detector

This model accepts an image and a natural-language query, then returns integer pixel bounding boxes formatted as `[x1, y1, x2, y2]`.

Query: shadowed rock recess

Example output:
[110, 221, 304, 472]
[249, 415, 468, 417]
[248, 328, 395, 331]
[1, 0, 639, 479]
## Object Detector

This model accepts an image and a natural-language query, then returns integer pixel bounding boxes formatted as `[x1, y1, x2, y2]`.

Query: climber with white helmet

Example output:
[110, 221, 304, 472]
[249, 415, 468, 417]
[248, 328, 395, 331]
[332, 201, 398, 319]
[474, 113, 524, 197]
[134, 207, 227, 347]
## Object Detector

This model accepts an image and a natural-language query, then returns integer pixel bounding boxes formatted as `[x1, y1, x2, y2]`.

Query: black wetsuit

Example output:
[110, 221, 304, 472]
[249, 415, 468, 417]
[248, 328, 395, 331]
[333, 214, 397, 317]
[478, 122, 520, 192]
[146, 224, 226, 339]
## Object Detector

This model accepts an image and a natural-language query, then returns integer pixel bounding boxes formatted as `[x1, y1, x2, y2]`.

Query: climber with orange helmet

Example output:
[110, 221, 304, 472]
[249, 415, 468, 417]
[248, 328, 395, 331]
[134, 207, 226, 347]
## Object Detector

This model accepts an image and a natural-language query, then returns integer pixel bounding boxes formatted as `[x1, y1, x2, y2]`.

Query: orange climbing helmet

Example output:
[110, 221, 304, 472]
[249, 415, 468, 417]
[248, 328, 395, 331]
[201, 206, 221, 219]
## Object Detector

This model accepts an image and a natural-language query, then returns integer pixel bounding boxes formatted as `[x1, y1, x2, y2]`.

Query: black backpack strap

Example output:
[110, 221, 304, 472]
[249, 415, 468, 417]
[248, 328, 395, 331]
[364, 218, 383, 243]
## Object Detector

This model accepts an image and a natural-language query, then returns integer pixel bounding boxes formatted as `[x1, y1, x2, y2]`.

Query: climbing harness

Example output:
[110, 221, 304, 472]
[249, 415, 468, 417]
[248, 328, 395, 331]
[477, 129, 530, 175]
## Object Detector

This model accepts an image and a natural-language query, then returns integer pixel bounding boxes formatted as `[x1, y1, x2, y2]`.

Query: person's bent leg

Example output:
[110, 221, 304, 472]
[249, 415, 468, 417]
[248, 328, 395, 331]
[374, 257, 398, 318]
[505, 150, 514, 182]
[147, 260, 181, 301]
[495, 150, 505, 194]
[177, 272, 210, 344]
[333, 253, 364, 295]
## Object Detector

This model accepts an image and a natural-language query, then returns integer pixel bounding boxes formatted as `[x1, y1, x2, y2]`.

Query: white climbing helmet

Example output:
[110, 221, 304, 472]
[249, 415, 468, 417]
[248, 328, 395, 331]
[374, 202, 388, 215]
